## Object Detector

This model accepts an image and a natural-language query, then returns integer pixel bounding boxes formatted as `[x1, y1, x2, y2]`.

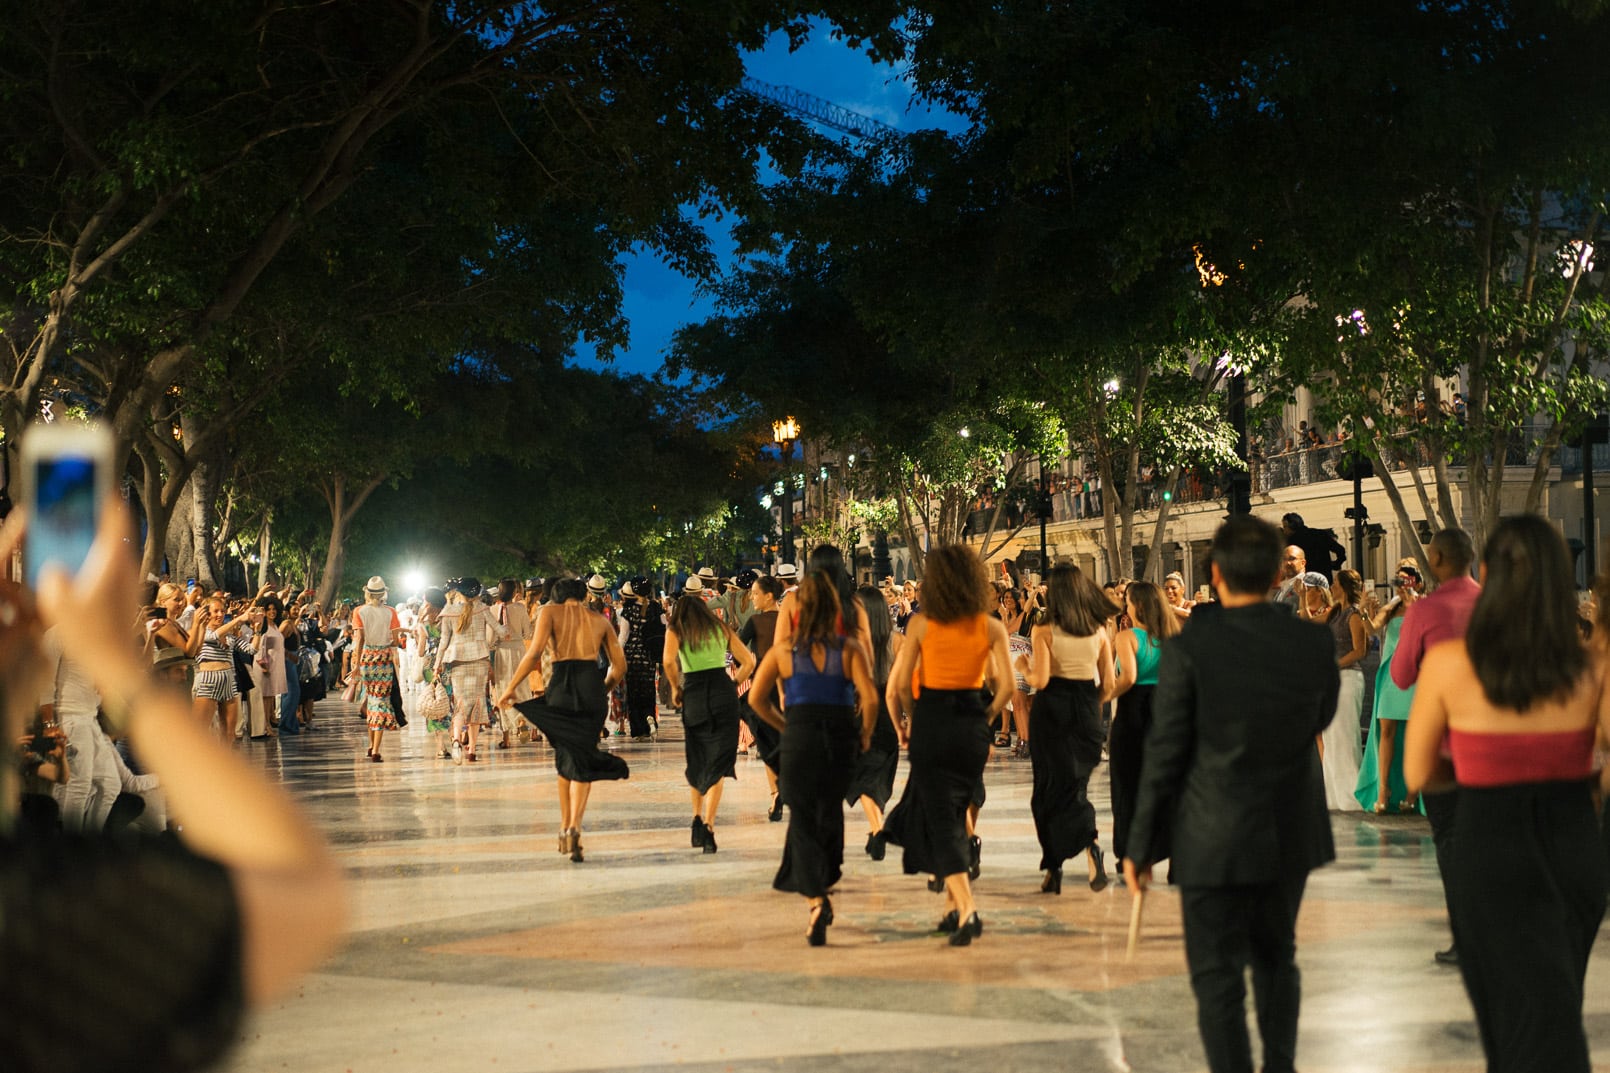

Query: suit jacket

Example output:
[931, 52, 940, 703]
[1127, 601, 1340, 887]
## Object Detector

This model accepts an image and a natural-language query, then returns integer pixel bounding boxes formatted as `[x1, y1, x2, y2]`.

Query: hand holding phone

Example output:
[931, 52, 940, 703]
[20, 422, 114, 589]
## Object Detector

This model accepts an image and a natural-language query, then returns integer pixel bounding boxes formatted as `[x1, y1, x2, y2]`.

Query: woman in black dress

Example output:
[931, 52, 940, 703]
[497, 578, 628, 863]
[1106, 580, 1178, 874]
[662, 582, 756, 852]
[881, 544, 1013, 945]
[1016, 565, 1119, 894]
[749, 575, 879, 945]
[1405, 516, 1609, 1073]
[739, 574, 787, 820]
[849, 584, 902, 860]
[618, 578, 663, 739]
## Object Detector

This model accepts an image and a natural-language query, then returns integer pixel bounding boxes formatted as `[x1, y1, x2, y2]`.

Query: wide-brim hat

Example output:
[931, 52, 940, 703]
[696, 566, 717, 581]
[587, 573, 609, 595]
[620, 581, 637, 597]
[774, 563, 798, 580]
[364, 575, 388, 594]
[683, 576, 705, 594]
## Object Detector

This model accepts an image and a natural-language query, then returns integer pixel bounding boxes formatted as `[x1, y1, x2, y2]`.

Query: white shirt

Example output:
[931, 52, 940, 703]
[38, 626, 101, 718]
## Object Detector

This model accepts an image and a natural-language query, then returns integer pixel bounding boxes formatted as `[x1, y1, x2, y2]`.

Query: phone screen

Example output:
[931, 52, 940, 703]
[27, 455, 100, 587]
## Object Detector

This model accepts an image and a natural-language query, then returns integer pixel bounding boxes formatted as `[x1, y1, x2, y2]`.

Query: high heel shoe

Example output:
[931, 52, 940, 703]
[866, 831, 887, 861]
[935, 909, 959, 934]
[968, 836, 982, 880]
[1372, 798, 1389, 815]
[558, 829, 571, 854]
[948, 912, 983, 947]
[570, 830, 584, 863]
[691, 816, 706, 848]
[702, 825, 718, 854]
[768, 794, 784, 822]
[1041, 866, 1062, 894]
[1088, 843, 1110, 892]
[807, 897, 833, 946]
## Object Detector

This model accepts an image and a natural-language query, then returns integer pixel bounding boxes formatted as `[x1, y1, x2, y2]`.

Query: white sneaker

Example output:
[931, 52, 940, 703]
[452, 741, 464, 765]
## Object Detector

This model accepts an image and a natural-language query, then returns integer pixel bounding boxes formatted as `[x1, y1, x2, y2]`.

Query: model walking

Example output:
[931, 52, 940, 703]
[500, 577, 629, 862]
[881, 544, 1012, 945]
[663, 577, 756, 852]
[352, 576, 403, 761]
[1017, 565, 1117, 894]
[749, 575, 878, 944]
[847, 584, 902, 860]
[1107, 580, 1178, 873]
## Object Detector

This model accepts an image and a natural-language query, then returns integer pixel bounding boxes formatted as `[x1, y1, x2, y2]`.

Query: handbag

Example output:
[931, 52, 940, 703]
[341, 673, 360, 705]
[420, 682, 450, 722]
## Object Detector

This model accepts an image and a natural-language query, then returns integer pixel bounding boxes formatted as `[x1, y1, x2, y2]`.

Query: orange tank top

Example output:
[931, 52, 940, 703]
[916, 614, 990, 693]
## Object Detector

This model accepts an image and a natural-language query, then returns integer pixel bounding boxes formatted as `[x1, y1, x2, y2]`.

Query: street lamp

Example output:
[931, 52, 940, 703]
[772, 416, 800, 567]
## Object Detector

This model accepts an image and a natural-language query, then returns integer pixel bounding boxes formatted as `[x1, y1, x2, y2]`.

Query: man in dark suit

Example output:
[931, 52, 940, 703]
[1123, 514, 1340, 1073]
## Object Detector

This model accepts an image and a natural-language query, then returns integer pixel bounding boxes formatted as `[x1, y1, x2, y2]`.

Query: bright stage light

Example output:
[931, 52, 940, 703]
[402, 569, 427, 594]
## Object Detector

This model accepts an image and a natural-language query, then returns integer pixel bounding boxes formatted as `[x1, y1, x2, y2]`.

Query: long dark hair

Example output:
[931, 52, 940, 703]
[795, 575, 842, 647]
[1125, 581, 1178, 643]
[668, 591, 723, 649]
[806, 545, 857, 619]
[857, 584, 894, 683]
[1467, 515, 1588, 712]
[1044, 565, 1121, 638]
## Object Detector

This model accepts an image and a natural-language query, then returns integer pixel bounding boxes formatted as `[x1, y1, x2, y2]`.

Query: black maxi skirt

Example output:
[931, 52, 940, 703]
[1109, 683, 1167, 864]
[1029, 676, 1104, 871]
[516, 660, 630, 783]
[844, 694, 899, 809]
[881, 687, 991, 879]
[773, 703, 860, 897]
[1450, 778, 1606, 1073]
[742, 681, 784, 774]
[683, 667, 741, 794]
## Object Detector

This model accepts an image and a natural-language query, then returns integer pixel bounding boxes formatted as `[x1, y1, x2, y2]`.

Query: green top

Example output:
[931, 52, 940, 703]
[1131, 627, 1163, 686]
[678, 630, 729, 673]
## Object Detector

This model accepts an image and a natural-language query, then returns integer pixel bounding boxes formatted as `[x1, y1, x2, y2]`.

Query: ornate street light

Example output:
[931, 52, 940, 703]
[772, 417, 800, 567]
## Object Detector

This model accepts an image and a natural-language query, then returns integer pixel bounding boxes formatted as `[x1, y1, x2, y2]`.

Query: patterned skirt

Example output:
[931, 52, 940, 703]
[359, 645, 398, 730]
[448, 659, 492, 726]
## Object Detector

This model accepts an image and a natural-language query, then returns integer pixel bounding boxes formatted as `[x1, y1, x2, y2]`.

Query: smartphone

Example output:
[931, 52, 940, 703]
[186, 577, 196, 591]
[20, 422, 114, 588]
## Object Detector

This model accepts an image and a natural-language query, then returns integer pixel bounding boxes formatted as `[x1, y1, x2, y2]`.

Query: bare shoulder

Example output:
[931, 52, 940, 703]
[984, 616, 1009, 642]
[1419, 637, 1469, 681]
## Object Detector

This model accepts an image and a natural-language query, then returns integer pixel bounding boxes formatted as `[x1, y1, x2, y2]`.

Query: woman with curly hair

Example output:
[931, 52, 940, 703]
[881, 544, 1012, 946]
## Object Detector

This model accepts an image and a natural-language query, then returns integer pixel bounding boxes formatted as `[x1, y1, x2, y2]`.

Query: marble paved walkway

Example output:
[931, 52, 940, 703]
[216, 695, 1610, 1073]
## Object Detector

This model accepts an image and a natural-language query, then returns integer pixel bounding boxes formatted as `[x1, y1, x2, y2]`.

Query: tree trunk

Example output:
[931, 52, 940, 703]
[166, 489, 196, 584]
[256, 511, 273, 593]
[1365, 434, 1435, 582]
[314, 473, 386, 607]
[1143, 467, 1184, 583]
[188, 425, 223, 591]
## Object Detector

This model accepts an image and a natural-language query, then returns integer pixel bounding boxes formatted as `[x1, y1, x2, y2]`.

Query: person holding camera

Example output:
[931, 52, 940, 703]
[1, 499, 345, 1073]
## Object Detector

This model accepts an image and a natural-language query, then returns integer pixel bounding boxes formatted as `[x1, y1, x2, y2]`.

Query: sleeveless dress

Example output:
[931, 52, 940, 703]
[1110, 627, 1166, 863]
[1352, 614, 1421, 811]
[680, 631, 741, 793]
[880, 615, 992, 878]
[772, 639, 861, 897]
[1319, 606, 1364, 810]
[1029, 627, 1105, 871]
[1447, 727, 1605, 1073]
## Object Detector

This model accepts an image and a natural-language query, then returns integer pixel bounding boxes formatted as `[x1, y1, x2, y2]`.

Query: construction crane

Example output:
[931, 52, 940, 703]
[739, 76, 905, 145]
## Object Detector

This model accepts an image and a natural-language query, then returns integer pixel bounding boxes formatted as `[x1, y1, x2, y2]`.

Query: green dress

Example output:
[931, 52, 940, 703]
[1353, 615, 1422, 812]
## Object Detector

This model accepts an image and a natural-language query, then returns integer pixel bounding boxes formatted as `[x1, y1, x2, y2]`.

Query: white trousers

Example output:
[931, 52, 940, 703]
[53, 711, 121, 834]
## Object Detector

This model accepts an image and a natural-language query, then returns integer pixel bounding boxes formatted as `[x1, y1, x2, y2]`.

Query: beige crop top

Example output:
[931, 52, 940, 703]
[1048, 627, 1103, 680]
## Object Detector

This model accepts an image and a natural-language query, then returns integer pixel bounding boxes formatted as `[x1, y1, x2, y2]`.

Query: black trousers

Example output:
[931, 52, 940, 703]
[1422, 787, 1458, 941]
[1180, 873, 1308, 1073]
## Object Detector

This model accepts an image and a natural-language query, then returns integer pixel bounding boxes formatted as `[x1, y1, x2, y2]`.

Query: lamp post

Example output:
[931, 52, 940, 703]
[772, 416, 799, 568]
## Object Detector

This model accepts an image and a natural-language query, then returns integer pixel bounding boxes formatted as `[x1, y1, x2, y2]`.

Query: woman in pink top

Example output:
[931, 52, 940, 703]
[1405, 515, 1610, 1073]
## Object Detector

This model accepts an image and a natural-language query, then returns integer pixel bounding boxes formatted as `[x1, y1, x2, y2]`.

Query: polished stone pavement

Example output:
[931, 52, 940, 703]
[216, 694, 1610, 1073]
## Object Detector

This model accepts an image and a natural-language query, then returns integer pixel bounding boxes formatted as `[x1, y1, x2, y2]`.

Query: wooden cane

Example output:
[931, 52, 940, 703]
[1125, 887, 1147, 962]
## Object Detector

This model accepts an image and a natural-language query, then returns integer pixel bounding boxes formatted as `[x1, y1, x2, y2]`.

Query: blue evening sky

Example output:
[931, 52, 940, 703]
[583, 22, 966, 378]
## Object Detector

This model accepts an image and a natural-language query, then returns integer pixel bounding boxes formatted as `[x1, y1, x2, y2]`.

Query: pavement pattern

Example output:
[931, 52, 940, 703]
[215, 692, 1610, 1073]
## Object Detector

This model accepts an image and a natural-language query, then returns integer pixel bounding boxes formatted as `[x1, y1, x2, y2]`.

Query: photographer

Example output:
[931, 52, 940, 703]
[14, 716, 69, 837]
[1, 501, 346, 1073]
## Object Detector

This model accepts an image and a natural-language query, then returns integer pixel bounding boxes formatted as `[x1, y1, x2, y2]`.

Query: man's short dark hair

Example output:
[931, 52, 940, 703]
[1211, 515, 1284, 595]
[1430, 527, 1475, 572]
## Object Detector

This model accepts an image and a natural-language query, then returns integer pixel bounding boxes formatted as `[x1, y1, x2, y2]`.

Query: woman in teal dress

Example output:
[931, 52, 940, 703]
[1354, 562, 1423, 812]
